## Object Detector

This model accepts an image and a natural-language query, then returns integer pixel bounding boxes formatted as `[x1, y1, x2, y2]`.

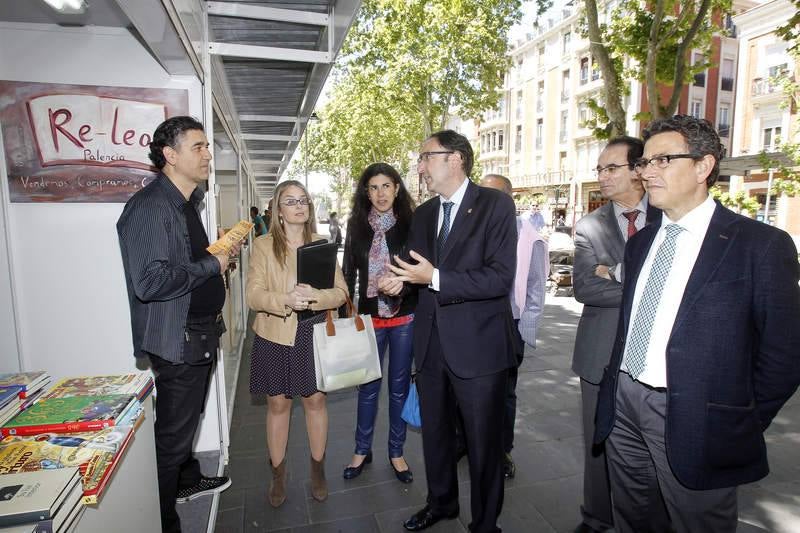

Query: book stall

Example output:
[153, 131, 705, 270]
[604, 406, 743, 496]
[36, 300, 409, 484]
[0, 373, 159, 533]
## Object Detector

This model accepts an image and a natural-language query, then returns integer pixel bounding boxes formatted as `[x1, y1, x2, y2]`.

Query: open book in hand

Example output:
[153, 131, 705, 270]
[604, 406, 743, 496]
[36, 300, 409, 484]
[206, 220, 255, 255]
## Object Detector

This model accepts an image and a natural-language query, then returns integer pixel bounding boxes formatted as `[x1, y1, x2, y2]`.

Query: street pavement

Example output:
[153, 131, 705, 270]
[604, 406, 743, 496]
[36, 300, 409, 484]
[215, 294, 800, 532]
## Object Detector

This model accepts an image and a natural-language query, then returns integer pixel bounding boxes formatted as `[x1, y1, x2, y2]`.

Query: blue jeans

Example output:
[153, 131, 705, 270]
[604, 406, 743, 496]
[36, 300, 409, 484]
[354, 316, 414, 458]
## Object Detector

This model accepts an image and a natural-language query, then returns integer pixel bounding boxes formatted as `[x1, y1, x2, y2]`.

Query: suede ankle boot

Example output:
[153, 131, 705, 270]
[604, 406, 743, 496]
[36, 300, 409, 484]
[269, 458, 287, 507]
[310, 455, 328, 502]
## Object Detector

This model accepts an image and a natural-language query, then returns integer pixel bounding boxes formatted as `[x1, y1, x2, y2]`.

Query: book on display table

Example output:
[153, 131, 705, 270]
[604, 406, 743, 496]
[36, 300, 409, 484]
[0, 395, 136, 437]
[0, 467, 81, 528]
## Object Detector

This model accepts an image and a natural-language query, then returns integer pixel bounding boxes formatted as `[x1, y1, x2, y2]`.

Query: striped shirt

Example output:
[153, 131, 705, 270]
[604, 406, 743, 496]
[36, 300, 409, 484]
[117, 173, 222, 363]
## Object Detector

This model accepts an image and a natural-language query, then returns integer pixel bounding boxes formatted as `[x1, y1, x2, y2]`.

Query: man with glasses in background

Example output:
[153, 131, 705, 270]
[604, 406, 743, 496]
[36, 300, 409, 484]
[384, 130, 517, 532]
[594, 115, 800, 531]
[571, 136, 658, 533]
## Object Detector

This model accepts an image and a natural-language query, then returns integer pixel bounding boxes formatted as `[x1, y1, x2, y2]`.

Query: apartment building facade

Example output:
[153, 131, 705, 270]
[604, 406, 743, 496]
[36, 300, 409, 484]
[476, 0, 752, 226]
[730, 0, 800, 238]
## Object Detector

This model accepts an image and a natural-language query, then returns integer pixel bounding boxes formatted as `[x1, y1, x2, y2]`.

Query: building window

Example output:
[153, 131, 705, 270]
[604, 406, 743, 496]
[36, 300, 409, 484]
[768, 63, 788, 78]
[579, 102, 588, 125]
[718, 105, 730, 137]
[515, 125, 522, 153]
[562, 31, 571, 55]
[537, 81, 545, 113]
[516, 90, 523, 120]
[691, 100, 702, 118]
[693, 52, 705, 87]
[580, 58, 589, 84]
[721, 58, 734, 91]
[498, 130, 504, 151]
[536, 119, 543, 149]
[538, 45, 545, 69]
[763, 126, 782, 151]
[591, 58, 600, 80]
[559, 110, 568, 143]
[561, 70, 570, 102]
[491, 131, 497, 151]
[724, 14, 736, 37]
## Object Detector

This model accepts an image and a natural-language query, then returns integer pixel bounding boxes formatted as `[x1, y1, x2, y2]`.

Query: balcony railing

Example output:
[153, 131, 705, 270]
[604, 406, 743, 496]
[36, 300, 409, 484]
[721, 77, 734, 91]
[561, 91, 570, 103]
[693, 72, 706, 87]
[718, 124, 730, 138]
[752, 78, 781, 96]
[514, 170, 574, 188]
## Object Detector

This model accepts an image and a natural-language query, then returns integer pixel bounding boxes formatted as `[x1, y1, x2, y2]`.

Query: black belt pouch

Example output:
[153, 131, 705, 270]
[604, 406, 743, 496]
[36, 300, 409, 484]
[183, 314, 226, 365]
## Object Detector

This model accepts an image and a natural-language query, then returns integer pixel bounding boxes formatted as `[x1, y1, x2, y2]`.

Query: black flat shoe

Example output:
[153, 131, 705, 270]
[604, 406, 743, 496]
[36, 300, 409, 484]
[389, 457, 413, 484]
[503, 452, 516, 479]
[403, 504, 459, 531]
[342, 451, 372, 479]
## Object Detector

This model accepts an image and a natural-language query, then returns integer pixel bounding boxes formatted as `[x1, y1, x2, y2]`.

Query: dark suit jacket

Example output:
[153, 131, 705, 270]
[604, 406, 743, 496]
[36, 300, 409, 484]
[405, 181, 518, 378]
[595, 202, 800, 490]
[572, 201, 659, 384]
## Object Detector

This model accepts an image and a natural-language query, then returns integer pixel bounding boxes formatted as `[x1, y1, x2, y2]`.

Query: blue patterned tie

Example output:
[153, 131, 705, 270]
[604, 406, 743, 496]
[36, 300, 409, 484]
[624, 223, 684, 379]
[437, 201, 454, 258]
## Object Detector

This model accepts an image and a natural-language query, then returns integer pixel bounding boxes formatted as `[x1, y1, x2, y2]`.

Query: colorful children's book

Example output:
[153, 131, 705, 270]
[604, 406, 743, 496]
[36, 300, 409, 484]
[0, 395, 135, 437]
[79, 426, 135, 505]
[0, 425, 134, 475]
[0, 424, 136, 507]
[43, 374, 152, 402]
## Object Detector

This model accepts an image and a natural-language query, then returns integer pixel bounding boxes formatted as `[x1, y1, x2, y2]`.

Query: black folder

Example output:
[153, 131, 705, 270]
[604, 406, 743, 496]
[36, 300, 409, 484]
[296, 240, 338, 320]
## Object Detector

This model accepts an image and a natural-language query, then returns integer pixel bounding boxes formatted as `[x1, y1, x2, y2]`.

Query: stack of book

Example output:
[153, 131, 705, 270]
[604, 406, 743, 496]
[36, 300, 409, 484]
[0, 467, 84, 533]
[0, 373, 51, 414]
[0, 424, 136, 507]
[0, 374, 154, 508]
[0, 388, 23, 428]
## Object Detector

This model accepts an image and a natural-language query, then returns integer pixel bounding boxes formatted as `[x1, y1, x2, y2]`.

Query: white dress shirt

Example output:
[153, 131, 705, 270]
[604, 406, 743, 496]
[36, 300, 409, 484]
[623, 195, 716, 388]
[430, 177, 469, 291]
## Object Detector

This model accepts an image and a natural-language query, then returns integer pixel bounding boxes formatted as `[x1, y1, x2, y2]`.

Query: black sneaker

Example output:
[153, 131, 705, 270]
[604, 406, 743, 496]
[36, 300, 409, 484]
[176, 476, 231, 503]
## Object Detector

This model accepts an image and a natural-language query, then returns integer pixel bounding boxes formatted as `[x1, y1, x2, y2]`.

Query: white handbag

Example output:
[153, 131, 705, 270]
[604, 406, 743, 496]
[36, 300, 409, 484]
[312, 297, 381, 392]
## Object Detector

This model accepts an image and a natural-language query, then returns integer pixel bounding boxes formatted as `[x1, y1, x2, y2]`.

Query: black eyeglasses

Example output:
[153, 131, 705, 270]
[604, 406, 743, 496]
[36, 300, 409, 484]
[280, 198, 310, 206]
[634, 154, 699, 172]
[593, 163, 630, 176]
[417, 151, 455, 163]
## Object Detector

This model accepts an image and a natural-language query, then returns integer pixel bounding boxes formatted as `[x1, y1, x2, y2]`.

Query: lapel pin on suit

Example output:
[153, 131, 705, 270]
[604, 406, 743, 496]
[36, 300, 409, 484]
[467, 208, 473, 214]
[719, 234, 729, 240]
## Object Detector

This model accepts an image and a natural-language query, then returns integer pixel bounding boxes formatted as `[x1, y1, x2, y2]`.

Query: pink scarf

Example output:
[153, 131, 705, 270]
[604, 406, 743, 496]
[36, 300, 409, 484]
[367, 208, 400, 317]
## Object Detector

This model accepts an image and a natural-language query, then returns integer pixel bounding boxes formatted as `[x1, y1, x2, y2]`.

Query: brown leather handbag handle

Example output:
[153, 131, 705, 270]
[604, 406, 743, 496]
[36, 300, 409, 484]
[325, 294, 364, 336]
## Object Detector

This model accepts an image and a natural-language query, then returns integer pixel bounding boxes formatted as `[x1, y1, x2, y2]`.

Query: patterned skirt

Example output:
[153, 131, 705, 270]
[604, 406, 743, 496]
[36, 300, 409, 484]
[249, 312, 326, 398]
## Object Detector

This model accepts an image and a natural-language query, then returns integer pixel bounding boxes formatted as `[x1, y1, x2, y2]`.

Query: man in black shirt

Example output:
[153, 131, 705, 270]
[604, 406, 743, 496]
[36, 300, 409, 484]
[117, 116, 235, 533]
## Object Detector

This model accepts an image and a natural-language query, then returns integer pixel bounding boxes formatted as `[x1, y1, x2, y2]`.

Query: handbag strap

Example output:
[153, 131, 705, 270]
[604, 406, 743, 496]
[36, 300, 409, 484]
[325, 294, 364, 336]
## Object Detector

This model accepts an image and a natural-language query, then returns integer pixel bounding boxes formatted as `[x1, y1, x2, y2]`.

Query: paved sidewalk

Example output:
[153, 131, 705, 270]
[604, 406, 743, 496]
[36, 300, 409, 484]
[216, 295, 800, 532]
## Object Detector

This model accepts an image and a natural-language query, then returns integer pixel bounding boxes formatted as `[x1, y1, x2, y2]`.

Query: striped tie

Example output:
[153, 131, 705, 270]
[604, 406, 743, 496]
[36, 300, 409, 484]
[437, 201, 454, 257]
[623, 224, 684, 379]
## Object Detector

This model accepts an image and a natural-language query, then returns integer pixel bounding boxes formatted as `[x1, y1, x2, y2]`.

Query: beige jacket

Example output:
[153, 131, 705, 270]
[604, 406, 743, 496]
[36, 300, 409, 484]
[246, 233, 348, 346]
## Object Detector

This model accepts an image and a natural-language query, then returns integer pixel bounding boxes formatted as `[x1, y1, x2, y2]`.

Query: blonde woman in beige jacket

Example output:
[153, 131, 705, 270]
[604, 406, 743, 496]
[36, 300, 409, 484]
[246, 180, 348, 507]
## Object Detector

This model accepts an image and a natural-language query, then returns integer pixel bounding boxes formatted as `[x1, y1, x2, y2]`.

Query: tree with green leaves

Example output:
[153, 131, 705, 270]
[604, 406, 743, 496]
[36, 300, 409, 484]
[303, 0, 523, 189]
[580, 0, 731, 138]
